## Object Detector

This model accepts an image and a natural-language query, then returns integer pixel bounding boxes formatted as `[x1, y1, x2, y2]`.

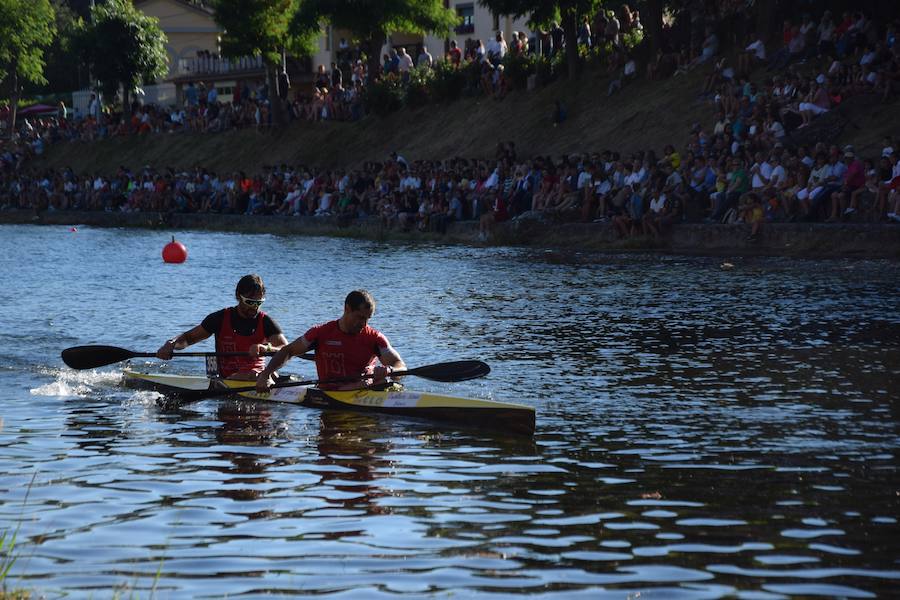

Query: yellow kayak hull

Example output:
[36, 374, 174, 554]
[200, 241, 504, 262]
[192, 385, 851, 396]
[122, 370, 535, 436]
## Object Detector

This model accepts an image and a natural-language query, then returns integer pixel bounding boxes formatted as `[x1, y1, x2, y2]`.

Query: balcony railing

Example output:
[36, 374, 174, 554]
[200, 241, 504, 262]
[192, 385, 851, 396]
[174, 55, 265, 77]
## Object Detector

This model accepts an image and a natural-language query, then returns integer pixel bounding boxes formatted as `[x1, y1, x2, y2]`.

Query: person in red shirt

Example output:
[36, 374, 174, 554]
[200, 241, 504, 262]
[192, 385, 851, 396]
[256, 290, 406, 391]
[448, 40, 462, 67]
[827, 150, 866, 221]
[156, 274, 288, 379]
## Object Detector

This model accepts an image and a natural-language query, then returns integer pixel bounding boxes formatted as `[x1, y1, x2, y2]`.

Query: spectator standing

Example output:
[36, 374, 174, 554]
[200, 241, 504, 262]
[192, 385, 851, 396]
[551, 22, 565, 55]
[448, 40, 462, 66]
[417, 46, 433, 68]
[487, 32, 508, 63]
[88, 93, 101, 120]
[397, 48, 414, 80]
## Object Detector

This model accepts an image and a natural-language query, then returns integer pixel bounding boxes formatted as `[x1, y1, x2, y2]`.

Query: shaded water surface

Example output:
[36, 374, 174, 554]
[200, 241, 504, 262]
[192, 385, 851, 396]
[0, 225, 898, 598]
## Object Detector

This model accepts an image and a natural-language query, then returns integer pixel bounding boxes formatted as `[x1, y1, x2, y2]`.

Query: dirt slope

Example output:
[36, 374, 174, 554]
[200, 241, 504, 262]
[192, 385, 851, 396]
[36, 65, 899, 174]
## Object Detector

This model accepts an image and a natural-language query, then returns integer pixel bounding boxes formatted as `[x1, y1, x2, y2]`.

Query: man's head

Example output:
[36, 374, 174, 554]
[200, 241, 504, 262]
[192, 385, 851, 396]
[235, 274, 266, 316]
[342, 290, 376, 334]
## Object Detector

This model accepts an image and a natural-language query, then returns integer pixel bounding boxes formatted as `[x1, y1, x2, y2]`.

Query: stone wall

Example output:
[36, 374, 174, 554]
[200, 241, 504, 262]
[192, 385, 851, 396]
[2, 209, 898, 259]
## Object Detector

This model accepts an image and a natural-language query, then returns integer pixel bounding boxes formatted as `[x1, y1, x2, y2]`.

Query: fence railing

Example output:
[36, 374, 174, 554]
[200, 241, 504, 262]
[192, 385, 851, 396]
[175, 55, 265, 76]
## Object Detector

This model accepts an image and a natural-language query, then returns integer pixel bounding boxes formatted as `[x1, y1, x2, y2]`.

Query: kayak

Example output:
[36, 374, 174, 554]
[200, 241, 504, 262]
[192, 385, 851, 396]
[122, 370, 536, 436]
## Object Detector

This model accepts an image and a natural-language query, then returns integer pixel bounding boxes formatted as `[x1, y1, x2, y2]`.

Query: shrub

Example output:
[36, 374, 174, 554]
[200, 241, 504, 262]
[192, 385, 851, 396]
[430, 60, 466, 102]
[501, 53, 538, 90]
[622, 28, 645, 50]
[406, 66, 434, 108]
[362, 74, 405, 116]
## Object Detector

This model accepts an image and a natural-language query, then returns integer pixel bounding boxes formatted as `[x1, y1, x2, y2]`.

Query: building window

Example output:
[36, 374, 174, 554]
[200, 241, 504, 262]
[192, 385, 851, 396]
[492, 11, 499, 32]
[455, 3, 474, 35]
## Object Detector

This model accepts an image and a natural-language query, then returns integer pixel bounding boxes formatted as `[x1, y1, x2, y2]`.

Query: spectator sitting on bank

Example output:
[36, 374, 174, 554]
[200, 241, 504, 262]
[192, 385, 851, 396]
[552, 100, 568, 127]
[681, 28, 719, 72]
[701, 57, 735, 96]
[768, 24, 805, 71]
[647, 48, 678, 80]
[642, 184, 676, 239]
[797, 81, 831, 128]
[738, 33, 766, 77]
[826, 148, 865, 221]
[739, 192, 765, 240]
[608, 55, 638, 96]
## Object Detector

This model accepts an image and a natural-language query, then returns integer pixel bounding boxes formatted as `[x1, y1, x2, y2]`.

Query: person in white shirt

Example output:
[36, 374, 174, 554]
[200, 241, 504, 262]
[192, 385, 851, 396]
[750, 153, 773, 190]
[486, 32, 508, 63]
[397, 48, 414, 78]
[739, 36, 766, 76]
[768, 155, 787, 189]
[417, 46, 433, 68]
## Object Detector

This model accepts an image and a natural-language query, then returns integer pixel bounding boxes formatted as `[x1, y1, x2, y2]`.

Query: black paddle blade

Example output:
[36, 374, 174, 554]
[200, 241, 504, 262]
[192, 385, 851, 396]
[61, 345, 139, 370]
[404, 360, 490, 382]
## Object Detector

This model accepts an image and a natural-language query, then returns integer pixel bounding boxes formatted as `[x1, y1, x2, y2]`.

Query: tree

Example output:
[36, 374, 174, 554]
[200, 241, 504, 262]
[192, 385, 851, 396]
[81, 0, 167, 113]
[295, 0, 459, 86]
[212, 0, 318, 125]
[478, 0, 602, 80]
[0, 0, 57, 138]
[24, 0, 86, 96]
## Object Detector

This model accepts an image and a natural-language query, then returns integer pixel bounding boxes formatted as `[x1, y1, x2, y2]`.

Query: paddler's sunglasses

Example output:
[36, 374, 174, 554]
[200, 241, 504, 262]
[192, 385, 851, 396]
[240, 295, 265, 307]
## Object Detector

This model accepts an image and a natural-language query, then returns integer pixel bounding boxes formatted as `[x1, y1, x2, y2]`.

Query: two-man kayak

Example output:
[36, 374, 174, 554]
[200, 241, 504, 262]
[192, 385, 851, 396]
[122, 370, 536, 436]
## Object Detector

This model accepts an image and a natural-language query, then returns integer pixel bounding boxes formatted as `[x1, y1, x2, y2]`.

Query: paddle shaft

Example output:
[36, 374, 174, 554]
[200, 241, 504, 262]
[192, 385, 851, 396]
[180, 360, 490, 401]
[61, 344, 314, 370]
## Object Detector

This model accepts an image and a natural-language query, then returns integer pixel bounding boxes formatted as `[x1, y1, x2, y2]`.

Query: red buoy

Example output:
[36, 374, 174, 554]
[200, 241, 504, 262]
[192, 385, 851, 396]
[162, 236, 188, 263]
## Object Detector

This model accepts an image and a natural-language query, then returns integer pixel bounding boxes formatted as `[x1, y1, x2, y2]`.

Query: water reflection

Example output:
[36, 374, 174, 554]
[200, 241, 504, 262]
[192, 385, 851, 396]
[2, 226, 899, 597]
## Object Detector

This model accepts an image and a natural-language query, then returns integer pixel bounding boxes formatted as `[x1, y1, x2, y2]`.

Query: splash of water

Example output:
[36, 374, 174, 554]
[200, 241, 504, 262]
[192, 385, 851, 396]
[30, 366, 122, 397]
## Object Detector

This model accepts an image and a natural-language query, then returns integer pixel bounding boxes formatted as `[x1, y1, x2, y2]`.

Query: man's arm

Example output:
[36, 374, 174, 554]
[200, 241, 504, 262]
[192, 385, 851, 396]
[157, 324, 211, 359]
[255, 336, 310, 392]
[380, 346, 406, 371]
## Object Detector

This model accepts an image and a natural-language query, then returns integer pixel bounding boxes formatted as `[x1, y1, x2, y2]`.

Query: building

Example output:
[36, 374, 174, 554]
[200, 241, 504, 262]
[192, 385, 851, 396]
[134, 0, 266, 106]
[126, 0, 532, 108]
[422, 1, 534, 61]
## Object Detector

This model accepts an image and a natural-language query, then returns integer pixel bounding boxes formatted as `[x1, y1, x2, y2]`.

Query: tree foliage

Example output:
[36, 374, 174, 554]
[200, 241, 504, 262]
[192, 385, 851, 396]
[296, 0, 459, 39]
[81, 0, 168, 105]
[0, 0, 57, 137]
[295, 0, 459, 82]
[213, 0, 317, 65]
[0, 0, 57, 89]
[25, 0, 86, 95]
[478, 0, 603, 79]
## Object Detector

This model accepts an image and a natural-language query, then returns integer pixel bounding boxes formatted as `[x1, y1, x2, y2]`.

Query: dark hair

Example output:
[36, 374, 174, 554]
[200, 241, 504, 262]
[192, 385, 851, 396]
[345, 289, 375, 311]
[236, 274, 265, 298]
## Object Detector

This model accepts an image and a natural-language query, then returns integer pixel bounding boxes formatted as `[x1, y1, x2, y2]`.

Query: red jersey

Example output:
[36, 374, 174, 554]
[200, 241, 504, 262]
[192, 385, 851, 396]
[303, 320, 391, 384]
[215, 308, 267, 377]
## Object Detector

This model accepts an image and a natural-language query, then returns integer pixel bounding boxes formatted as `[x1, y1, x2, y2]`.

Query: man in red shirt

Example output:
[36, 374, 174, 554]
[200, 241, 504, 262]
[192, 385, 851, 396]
[256, 290, 406, 391]
[157, 274, 288, 380]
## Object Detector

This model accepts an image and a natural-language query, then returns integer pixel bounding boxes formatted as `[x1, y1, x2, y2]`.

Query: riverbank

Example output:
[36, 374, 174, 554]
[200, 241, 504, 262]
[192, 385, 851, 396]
[2, 209, 898, 258]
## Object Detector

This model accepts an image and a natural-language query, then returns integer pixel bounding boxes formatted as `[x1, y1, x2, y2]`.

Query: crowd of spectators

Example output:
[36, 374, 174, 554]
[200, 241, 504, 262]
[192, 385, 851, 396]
[3, 6, 900, 238]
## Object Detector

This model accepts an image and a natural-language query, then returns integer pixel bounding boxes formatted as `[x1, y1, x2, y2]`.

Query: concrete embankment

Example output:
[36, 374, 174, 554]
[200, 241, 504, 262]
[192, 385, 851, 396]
[2, 209, 898, 259]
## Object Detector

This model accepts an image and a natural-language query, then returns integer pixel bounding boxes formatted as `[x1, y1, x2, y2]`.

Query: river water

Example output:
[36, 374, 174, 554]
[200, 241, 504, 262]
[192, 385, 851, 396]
[0, 224, 898, 599]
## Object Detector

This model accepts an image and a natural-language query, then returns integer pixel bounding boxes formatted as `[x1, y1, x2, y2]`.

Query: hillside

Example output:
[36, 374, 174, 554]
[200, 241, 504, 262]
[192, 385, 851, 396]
[36, 65, 900, 174]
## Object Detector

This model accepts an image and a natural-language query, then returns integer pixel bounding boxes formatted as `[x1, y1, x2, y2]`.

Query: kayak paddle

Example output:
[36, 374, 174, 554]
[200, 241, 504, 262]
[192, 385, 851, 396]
[179, 360, 491, 402]
[61, 344, 313, 370]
